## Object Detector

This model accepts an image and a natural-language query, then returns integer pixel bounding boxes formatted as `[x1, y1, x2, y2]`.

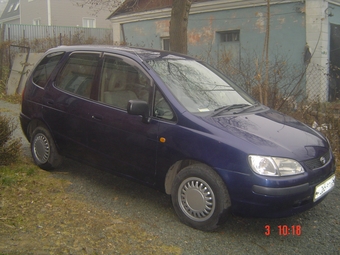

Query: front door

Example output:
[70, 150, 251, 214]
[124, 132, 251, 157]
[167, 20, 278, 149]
[88, 54, 159, 182]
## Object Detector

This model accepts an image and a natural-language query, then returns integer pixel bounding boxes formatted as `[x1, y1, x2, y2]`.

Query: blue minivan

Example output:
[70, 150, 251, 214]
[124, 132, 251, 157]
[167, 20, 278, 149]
[20, 46, 336, 231]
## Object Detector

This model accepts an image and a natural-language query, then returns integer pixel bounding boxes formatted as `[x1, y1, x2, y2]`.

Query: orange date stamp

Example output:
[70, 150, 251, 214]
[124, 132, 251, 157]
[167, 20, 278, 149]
[265, 225, 302, 236]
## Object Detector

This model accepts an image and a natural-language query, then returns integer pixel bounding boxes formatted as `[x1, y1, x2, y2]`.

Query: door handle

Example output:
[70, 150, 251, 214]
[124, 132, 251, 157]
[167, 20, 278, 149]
[91, 115, 103, 121]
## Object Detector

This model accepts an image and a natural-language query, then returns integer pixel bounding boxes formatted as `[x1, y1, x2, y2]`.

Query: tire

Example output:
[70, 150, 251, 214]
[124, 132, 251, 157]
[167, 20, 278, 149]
[171, 164, 231, 231]
[31, 126, 63, 170]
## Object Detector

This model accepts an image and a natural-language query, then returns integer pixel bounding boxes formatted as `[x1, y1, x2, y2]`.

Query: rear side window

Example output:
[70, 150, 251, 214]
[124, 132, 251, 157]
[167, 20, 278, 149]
[32, 52, 64, 87]
[56, 53, 100, 99]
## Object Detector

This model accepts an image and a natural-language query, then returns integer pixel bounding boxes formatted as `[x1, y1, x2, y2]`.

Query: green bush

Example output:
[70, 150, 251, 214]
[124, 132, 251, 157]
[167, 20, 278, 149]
[0, 115, 21, 165]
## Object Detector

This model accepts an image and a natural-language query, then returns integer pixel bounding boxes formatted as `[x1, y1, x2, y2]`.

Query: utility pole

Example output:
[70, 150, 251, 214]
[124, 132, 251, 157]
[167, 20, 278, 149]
[47, 0, 51, 26]
[264, 0, 270, 106]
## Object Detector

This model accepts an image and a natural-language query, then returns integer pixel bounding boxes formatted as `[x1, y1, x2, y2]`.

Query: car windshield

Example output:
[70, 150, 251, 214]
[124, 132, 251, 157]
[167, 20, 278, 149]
[146, 57, 256, 114]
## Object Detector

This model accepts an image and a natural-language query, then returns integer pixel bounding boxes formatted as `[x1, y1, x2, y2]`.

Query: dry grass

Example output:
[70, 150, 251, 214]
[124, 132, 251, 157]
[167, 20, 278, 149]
[0, 159, 182, 254]
[0, 115, 22, 166]
[0, 83, 22, 105]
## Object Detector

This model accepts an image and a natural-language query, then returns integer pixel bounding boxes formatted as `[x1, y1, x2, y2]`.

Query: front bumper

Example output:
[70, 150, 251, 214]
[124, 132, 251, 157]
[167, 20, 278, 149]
[252, 183, 309, 196]
[216, 158, 336, 218]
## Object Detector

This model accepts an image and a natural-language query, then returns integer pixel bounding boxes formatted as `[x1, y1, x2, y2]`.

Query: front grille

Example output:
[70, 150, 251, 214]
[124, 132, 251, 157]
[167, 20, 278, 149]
[303, 150, 330, 170]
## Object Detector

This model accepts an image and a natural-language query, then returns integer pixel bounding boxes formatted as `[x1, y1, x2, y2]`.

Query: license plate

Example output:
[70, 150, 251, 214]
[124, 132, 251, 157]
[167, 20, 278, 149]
[314, 174, 335, 202]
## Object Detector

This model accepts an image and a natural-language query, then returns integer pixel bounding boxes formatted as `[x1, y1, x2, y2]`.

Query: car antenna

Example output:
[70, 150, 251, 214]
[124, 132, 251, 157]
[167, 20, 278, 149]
[132, 49, 151, 70]
[132, 49, 143, 62]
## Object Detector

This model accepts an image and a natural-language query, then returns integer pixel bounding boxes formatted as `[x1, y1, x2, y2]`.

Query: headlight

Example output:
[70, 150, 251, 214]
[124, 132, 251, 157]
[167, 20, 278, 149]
[248, 155, 304, 176]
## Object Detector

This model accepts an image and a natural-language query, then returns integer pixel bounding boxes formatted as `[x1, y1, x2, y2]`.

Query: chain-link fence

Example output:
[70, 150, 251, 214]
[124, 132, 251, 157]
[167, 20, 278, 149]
[305, 62, 333, 103]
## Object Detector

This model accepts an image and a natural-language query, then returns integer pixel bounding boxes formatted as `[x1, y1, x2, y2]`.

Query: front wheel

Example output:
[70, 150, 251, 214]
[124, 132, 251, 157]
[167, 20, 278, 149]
[171, 164, 231, 231]
[31, 126, 62, 170]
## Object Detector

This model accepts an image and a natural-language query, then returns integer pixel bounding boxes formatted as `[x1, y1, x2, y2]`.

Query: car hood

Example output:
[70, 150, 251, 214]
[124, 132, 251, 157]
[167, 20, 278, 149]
[201, 109, 328, 161]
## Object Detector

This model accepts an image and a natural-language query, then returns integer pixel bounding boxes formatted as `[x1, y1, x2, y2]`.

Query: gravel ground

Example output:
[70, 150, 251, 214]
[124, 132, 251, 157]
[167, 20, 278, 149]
[1, 100, 339, 254]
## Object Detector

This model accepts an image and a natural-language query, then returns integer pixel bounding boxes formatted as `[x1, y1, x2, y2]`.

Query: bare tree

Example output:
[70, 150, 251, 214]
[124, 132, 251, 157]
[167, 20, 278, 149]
[216, 47, 306, 111]
[169, 0, 192, 54]
[71, 0, 122, 15]
[74, 0, 193, 54]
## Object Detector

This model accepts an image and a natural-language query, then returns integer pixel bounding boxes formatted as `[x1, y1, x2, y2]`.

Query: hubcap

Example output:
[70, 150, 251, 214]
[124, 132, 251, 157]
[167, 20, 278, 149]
[33, 134, 50, 164]
[178, 177, 215, 222]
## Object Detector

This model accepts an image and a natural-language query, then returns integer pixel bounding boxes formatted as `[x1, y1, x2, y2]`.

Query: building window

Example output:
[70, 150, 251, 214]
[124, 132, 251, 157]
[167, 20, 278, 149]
[162, 37, 170, 51]
[219, 30, 240, 42]
[14, 2, 19, 10]
[33, 18, 41, 25]
[82, 18, 96, 28]
[8, 4, 13, 12]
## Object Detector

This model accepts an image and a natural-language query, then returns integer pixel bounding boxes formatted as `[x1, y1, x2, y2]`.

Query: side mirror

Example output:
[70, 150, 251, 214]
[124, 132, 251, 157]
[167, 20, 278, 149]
[127, 100, 150, 123]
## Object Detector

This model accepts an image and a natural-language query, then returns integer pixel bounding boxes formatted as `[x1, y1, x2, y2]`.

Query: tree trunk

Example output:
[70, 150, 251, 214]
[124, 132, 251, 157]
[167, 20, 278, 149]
[169, 0, 192, 54]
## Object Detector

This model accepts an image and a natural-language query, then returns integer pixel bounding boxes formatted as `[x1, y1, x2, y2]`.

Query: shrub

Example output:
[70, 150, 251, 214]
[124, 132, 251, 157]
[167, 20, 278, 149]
[0, 115, 22, 165]
[287, 100, 340, 157]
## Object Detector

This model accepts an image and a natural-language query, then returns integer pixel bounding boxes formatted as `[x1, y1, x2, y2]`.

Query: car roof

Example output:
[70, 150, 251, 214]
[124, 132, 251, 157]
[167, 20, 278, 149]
[46, 45, 194, 62]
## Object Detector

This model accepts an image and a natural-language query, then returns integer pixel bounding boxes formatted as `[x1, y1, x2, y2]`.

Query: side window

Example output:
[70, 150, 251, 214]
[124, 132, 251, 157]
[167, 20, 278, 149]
[56, 53, 99, 98]
[32, 52, 64, 87]
[99, 57, 151, 109]
[154, 89, 175, 121]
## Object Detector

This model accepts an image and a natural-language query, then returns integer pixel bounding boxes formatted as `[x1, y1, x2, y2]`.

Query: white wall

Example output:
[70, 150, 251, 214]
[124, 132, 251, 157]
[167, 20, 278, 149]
[305, 0, 330, 101]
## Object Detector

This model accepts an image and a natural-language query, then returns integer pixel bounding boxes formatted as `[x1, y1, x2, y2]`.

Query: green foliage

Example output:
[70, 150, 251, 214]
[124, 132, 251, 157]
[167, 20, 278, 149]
[0, 115, 21, 166]
[0, 162, 36, 187]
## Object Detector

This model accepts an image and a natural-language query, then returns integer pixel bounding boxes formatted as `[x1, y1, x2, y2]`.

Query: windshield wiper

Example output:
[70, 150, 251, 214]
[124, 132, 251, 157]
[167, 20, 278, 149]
[198, 84, 233, 92]
[212, 104, 251, 117]
[237, 103, 261, 114]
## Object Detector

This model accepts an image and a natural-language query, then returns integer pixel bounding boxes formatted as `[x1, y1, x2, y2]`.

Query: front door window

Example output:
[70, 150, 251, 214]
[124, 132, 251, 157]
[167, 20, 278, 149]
[99, 56, 151, 109]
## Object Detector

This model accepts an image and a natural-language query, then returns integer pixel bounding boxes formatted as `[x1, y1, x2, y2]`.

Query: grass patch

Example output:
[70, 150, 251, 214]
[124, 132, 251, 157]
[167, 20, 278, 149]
[0, 159, 182, 254]
[0, 160, 36, 186]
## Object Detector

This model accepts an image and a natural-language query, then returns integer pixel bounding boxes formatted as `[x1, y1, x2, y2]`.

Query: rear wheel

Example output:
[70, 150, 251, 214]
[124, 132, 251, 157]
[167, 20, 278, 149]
[171, 164, 231, 231]
[31, 126, 62, 170]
